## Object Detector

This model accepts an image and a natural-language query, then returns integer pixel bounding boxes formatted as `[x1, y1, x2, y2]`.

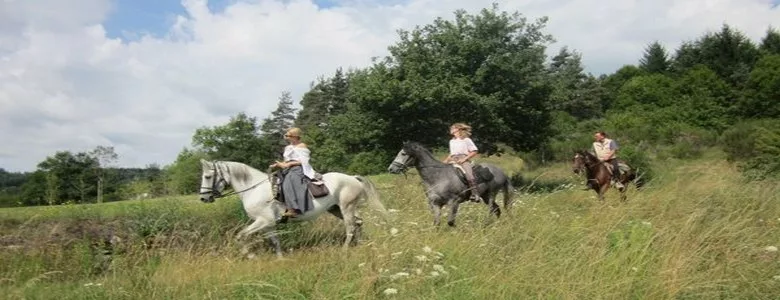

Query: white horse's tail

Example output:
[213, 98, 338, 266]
[355, 176, 391, 223]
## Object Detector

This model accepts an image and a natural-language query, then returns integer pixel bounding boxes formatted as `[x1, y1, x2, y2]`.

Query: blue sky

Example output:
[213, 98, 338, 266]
[102, 0, 343, 39]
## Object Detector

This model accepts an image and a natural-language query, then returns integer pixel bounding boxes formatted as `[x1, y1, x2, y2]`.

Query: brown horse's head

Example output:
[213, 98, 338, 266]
[572, 150, 593, 174]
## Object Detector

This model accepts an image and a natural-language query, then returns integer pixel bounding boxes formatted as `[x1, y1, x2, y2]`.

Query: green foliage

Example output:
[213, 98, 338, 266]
[547, 47, 604, 119]
[163, 148, 208, 195]
[260, 91, 298, 160]
[639, 41, 670, 74]
[720, 119, 780, 180]
[672, 24, 760, 86]
[192, 112, 268, 167]
[738, 54, 780, 119]
[759, 27, 780, 55]
[325, 3, 555, 174]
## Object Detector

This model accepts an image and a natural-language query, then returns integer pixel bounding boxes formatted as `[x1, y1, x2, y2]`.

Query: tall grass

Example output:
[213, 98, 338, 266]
[0, 154, 778, 299]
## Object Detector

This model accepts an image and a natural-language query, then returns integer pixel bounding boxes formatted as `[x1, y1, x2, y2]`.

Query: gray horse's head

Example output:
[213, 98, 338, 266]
[199, 159, 228, 203]
[388, 142, 421, 174]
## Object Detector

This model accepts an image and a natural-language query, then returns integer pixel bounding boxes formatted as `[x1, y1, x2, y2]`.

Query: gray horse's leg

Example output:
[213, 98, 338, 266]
[447, 199, 460, 227]
[429, 200, 443, 226]
[486, 192, 501, 218]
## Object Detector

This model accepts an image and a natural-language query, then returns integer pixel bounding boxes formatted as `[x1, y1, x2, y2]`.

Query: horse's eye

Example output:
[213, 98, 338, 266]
[204, 175, 212, 179]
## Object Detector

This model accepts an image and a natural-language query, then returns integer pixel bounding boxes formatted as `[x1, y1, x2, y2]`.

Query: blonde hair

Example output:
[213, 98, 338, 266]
[286, 127, 302, 138]
[450, 123, 472, 138]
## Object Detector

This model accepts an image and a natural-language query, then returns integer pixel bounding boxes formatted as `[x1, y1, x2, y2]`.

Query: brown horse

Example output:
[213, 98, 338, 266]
[572, 150, 644, 201]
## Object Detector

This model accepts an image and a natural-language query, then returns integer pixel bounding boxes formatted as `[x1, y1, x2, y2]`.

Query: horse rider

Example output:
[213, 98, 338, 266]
[593, 131, 624, 190]
[443, 123, 482, 202]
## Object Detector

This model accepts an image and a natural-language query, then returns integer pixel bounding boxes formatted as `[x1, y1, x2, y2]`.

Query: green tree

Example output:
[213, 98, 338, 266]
[164, 148, 208, 195]
[639, 41, 670, 74]
[674, 65, 734, 131]
[192, 112, 267, 167]
[547, 47, 603, 119]
[599, 65, 643, 111]
[261, 91, 298, 160]
[760, 27, 780, 55]
[672, 24, 760, 86]
[738, 54, 780, 119]
[32, 151, 99, 204]
[89, 145, 118, 203]
[340, 4, 554, 164]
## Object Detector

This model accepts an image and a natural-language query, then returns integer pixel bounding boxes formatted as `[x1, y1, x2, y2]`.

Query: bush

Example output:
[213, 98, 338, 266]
[720, 119, 780, 180]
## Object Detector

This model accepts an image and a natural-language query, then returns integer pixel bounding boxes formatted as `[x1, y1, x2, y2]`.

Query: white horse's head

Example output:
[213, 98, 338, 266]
[199, 159, 228, 203]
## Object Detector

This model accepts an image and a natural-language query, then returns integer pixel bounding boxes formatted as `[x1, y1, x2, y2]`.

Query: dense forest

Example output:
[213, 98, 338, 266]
[2, 5, 778, 207]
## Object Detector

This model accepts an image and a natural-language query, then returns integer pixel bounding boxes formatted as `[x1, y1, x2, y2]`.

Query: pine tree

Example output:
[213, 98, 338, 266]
[760, 27, 780, 55]
[261, 91, 298, 158]
[639, 41, 670, 74]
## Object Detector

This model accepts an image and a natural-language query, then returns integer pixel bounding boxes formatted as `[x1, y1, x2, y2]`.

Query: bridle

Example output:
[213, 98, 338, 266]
[199, 161, 269, 199]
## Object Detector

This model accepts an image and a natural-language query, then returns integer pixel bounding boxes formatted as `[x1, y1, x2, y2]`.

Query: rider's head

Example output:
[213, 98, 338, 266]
[594, 131, 607, 142]
[450, 123, 472, 138]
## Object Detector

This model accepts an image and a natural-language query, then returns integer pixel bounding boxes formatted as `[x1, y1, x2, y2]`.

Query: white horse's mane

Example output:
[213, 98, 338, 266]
[218, 161, 268, 186]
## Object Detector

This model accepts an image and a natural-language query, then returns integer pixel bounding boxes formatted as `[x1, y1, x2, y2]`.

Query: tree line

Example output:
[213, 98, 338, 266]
[2, 4, 778, 207]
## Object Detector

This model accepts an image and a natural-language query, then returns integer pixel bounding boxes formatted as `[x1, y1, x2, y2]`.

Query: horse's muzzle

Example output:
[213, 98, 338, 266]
[388, 162, 405, 174]
[200, 195, 215, 203]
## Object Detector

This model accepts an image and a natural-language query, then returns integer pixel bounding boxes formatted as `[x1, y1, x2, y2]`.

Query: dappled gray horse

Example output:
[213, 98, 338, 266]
[387, 142, 514, 227]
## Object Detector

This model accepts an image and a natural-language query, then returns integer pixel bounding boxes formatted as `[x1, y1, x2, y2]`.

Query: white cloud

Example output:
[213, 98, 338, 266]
[0, 0, 778, 172]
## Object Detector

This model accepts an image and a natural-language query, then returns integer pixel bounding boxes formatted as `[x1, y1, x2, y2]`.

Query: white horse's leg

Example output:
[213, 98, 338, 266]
[235, 218, 279, 258]
[341, 202, 359, 249]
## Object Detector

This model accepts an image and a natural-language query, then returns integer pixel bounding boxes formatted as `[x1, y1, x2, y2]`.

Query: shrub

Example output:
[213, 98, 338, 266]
[720, 119, 780, 180]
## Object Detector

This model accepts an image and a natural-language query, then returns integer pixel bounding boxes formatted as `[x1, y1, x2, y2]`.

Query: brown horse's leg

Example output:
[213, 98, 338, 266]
[598, 183, 609, 201]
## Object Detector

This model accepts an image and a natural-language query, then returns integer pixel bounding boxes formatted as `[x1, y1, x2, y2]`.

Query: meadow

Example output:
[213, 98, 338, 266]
[1, 150, 779, 299]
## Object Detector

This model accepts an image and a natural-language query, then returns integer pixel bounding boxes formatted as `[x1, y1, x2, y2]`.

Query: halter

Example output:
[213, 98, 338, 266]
[199, 161, 269, 199]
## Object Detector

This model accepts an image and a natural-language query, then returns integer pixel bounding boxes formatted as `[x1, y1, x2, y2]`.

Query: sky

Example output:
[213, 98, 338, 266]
[1, 0, 779, 172]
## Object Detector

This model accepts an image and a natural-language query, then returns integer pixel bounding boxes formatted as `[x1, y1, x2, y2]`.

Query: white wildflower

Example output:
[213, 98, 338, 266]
[390, 272, 410, 280]
[642, 221, 652, 227]
[388, 209, 400, 213]
[415, 268, 423, 275]
[415, 255, 428, 262]
[764, 246, 778, 252]
[390, 228, 399, 236]
[358, 263, 366, 268]
[432, 264, 447, 274]
[422, 246, 433, 253]
[631, 267, 638, 272]
[430, 271, 440, 277]
[383, 288, 398, 296]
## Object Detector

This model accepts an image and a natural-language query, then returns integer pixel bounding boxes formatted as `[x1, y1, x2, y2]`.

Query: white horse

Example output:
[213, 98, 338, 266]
[198, 159, 389, 258]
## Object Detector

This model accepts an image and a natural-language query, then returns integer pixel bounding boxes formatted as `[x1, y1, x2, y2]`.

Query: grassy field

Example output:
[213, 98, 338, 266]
[1, 151, 779, 299]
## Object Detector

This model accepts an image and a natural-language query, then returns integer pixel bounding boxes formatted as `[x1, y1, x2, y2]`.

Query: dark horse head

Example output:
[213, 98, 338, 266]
[571, 150, 643, 202]
[387, 141, 427, 174]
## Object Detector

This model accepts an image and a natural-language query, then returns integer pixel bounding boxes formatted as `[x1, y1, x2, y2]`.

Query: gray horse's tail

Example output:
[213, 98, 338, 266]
[355, 176, 391, 223]
[503, 177, 515, 211]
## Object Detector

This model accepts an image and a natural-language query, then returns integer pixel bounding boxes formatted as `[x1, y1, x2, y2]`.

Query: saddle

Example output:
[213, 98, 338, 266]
[603, 161, 631, 175]
[307, 173, 329, 198]
[450, 163, 494, 185]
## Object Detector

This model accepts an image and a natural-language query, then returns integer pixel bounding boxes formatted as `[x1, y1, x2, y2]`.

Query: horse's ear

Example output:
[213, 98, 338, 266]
[200, 158, 210, 168]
